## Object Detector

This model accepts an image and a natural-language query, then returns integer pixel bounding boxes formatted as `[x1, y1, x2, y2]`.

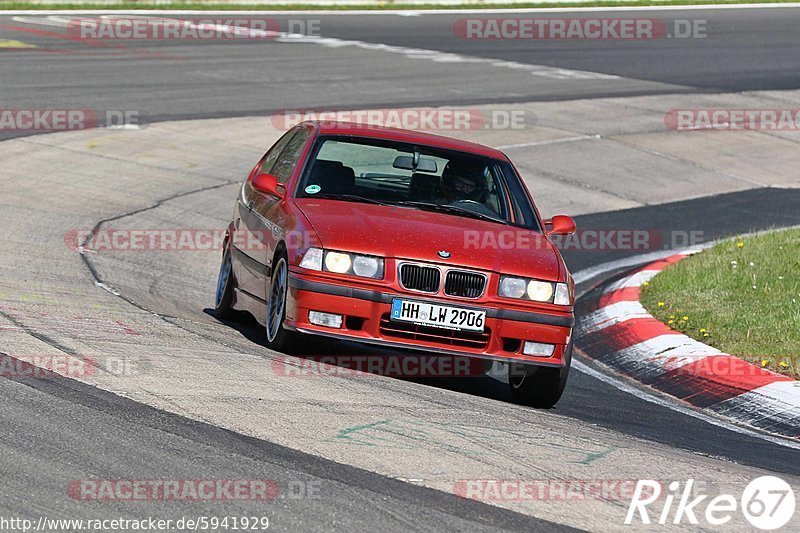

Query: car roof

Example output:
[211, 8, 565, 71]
[304, 120, 510, 161]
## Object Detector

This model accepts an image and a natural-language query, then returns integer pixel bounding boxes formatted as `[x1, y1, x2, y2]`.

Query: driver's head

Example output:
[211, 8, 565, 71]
[441, 160, 487, 202]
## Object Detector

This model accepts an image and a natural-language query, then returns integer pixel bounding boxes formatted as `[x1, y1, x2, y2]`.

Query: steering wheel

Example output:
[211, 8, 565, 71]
[450, 199, 482, 207]
[449, 199, 498, 218]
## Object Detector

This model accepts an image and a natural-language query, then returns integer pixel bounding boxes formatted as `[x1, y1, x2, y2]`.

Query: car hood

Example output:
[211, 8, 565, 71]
[295, 199, 563, 280]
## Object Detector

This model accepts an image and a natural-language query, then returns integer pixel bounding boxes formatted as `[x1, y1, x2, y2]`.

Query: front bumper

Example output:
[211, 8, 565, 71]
[286, 272, 574, 367]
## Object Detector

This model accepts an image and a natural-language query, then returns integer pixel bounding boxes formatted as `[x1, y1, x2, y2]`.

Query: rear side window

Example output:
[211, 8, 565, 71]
[271, 128, 311, 185]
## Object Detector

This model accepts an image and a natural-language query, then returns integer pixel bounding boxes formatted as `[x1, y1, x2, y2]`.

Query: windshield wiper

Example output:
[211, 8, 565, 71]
[309, 193, 390, 206]
[304, 195, 508, 225]
[396, 201, 508, 225]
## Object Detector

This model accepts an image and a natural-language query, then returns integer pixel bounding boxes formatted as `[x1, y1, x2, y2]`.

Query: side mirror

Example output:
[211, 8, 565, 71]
[251, 173, 283, 198]
[544, 215, 576, 236]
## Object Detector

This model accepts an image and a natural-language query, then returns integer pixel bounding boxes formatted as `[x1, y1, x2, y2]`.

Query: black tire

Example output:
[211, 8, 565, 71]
[265, 252, 293, 352]
[508, 340, 573, 408]
[214, 246, 237, 320]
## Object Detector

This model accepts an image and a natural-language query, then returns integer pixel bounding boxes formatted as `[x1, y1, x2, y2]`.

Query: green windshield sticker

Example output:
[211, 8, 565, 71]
[305, 184, 321, 195]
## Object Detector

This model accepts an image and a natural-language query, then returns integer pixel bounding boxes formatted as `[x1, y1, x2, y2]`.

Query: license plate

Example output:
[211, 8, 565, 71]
[390, 299, 486, 332]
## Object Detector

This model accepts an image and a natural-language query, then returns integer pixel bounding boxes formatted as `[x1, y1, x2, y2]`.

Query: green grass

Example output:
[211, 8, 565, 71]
[1, 0, 798, 11]
[641, 228, 800, 379]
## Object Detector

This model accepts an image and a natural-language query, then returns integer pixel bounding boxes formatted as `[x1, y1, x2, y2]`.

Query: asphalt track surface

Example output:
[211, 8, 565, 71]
[1, 6, 800, 532]
[3, 7, 800, 136]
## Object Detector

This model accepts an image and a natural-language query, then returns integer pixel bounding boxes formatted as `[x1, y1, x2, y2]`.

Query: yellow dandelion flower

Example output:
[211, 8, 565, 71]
[779, 362, 789, 369]
[699, 328, 707, 333]
[761, 360, 770, 367]
[737, 241, 744, 248]
[682, 315, 689, 321]
[657, 302, 665, 307]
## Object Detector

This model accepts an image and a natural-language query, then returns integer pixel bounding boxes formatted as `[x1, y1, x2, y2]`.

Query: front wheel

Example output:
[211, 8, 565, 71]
[265, 254, 293, 351]
[508, 340, 573, 408]
[214, 246, 237, 320]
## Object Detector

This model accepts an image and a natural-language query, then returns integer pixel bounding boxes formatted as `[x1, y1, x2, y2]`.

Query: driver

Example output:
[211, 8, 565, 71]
[440, 160, 488, 204]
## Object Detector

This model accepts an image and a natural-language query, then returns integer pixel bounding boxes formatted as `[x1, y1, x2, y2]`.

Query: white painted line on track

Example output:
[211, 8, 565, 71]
[10, 14, 66, 26]
[276, 34, 619, 79]
[573, 224, 800, 286]
[497, 134, 599, 150]
[4, 4, 800, 15]
[572, 247, 706, 285]
[9, 14, 619, 80]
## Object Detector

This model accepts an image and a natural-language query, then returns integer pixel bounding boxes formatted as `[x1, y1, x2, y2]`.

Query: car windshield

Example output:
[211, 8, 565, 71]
[296, 136, 540, 230]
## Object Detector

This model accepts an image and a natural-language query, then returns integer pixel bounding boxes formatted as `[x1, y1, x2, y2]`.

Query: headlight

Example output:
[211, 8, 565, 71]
[554, 282, 571, 305]
[299, 247, 323, 271]
[324, 251, 352, 273]
[527, 280, 553, 302]
[353, 256, 380, 278]
[299, 248, 383, 279]
[499, 275, 568, 305]
[499, 276, 527, 299]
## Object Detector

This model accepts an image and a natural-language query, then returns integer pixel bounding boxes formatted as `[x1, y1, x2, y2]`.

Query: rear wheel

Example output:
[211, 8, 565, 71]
[508, 341, 573, 408]
[214, 246, 237, 320]
[265, 254, 293, 351]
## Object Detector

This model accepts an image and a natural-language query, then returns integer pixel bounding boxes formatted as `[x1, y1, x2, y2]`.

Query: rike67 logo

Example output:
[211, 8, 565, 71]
[626, 476, 796, 529]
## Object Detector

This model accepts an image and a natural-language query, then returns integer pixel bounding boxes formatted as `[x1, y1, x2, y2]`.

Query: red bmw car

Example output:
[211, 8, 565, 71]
[215, 120, 577, 407]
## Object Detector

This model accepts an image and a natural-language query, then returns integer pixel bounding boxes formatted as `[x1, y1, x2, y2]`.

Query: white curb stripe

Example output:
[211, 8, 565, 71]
[577, 248, 799, 442]
[602, 334, 723, 380]
[580, 300, 651, 335]
[603, 269, 660, 293]
[708, 381, 800, 437]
